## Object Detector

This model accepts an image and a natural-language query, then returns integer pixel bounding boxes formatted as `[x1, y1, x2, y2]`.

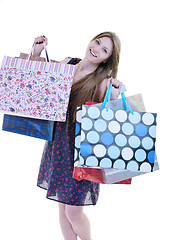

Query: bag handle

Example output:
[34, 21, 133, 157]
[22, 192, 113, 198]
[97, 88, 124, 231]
[101, 83, 112, 111]
[121, 92, 134, 114]
[26, 42, 51, 63]
[101, 83, 134, 114]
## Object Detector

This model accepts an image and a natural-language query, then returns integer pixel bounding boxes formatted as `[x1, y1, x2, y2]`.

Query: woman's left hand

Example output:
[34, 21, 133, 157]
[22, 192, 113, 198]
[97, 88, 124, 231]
[106, 77, 122, 100]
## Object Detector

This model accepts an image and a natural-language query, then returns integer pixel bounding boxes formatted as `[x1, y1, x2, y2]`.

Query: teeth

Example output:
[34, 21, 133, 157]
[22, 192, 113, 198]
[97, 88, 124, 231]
[90, 49, 97, 57]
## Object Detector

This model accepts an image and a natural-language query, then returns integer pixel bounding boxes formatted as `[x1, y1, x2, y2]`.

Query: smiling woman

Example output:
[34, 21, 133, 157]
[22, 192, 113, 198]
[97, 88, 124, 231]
[68, 31, 122, 121]
[86, 37, 114, 64]
[32, 31, 122, 240]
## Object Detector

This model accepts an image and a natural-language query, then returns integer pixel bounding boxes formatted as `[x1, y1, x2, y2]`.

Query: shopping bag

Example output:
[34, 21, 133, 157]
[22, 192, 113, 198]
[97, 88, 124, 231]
[74, 97, 158, 184]
[75, 83, 157, 174]
[73, 99, 132, 184]
[0, 43, 75, 121]
[101, 90, 159, 183]
[19, 53, 58, 63]
[102, 155, 159, 184]
[73, 166, 132, 184]
[1, 45, 55, 140]
[2, 114, 54, 141]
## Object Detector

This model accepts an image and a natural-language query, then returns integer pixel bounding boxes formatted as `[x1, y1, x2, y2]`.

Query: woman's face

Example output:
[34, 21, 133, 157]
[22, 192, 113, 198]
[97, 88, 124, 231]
[85, 36, 113, 65]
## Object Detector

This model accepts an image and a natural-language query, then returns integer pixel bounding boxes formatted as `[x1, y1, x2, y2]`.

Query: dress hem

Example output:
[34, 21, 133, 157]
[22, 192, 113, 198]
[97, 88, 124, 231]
[37, 184, 97, 206]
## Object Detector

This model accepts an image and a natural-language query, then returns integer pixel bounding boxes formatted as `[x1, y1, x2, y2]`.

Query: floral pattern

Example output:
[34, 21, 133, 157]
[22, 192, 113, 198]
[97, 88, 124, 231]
[0, 66, 74, 121]
[37, 120, 100, 206]
[37, 58, 100, 206]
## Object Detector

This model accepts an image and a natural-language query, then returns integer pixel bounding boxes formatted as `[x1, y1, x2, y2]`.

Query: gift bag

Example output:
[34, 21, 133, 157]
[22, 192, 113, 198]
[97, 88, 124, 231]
[73, 99, 132, 184]
[2, 44, 55, 140]
[102, 155, 159, 184]
[73, 165, 132, 184]
[78, 84, 157, 173]
[2, 114, 54, 141]
[74, 84, 158, 183]
[0, 43, 75, 121]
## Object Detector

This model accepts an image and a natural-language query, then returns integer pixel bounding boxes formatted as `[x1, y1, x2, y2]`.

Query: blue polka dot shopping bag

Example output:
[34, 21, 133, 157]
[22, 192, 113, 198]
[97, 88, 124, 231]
[73, 100, 132, 184]
[74, 84, 158, 175]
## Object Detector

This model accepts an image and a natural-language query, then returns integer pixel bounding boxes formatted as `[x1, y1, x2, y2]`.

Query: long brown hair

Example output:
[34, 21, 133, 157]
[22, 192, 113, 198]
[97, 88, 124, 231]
[68, 31, 121, 121]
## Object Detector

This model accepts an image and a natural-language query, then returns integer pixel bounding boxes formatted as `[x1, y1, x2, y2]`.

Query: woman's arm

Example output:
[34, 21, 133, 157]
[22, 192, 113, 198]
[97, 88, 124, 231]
[32, 36, 72, 63]
[32, 36, 48, 57]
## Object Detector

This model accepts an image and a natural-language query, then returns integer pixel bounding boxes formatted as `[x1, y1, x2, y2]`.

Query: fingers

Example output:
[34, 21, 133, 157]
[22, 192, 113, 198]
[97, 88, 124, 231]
[34, 35, 48, 45]
[108, 77, 122, 88]
[113, 89, 120, 100]
[32, 35, 48, 57]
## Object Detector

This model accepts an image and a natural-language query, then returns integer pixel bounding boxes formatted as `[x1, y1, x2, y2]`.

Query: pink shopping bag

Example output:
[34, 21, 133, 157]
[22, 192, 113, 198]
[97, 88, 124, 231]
[0, 43, 75, 121]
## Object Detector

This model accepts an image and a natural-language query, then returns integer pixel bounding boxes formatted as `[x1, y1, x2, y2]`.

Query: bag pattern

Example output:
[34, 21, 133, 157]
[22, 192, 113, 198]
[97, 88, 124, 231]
[75, 105, 157, 172]
[0, 56, 75, 121]
[2, 114, 54, 141]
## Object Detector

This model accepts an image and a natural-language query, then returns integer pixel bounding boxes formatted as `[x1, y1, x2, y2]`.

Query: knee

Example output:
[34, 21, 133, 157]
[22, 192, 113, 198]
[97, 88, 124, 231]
[58, 202, 66, 214]
[65, 205, 83, 223]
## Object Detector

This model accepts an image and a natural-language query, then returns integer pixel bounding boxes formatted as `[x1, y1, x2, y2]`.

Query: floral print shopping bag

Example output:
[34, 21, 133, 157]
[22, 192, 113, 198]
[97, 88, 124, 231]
[0, 55, 75, 121]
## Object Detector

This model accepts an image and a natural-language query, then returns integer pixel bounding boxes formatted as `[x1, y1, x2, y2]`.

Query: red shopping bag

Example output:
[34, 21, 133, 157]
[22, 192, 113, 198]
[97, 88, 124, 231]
[73, 166, 132, 184]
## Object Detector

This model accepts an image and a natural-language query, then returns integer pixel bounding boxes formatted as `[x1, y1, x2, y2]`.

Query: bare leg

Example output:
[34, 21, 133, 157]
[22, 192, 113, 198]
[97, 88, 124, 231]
[59, 203, 77, 240]
[65, 205, 92, 240]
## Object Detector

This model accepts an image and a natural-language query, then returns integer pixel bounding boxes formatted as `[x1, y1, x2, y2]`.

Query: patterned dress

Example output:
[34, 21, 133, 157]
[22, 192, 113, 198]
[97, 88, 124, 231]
[37, 58, 100, 206]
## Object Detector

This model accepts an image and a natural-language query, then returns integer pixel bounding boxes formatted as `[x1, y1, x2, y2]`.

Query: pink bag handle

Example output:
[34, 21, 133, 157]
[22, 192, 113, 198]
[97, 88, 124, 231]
[26, 41, 51, 63]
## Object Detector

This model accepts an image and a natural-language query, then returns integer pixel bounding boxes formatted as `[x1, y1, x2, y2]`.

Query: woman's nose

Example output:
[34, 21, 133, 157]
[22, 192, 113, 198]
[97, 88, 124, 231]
[96, 44, 103, 53]
[93, 46, 99, 54]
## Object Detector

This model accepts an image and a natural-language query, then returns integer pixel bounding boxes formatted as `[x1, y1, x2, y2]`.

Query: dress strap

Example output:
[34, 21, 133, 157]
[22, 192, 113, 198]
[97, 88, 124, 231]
[67, 57, 96, 99]
[67, 58, 81, 65]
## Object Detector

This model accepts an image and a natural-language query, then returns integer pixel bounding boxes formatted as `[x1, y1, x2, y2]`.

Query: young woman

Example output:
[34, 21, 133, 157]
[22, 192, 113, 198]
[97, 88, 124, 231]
[33, 32, 122, 240]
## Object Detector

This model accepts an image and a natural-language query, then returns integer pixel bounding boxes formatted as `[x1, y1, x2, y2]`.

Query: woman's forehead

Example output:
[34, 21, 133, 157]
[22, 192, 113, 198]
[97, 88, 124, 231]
[97, 36, 113, 50]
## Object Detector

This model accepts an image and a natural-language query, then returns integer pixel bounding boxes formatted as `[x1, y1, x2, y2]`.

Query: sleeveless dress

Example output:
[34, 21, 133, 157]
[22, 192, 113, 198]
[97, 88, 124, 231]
[37, 58, 100, 206]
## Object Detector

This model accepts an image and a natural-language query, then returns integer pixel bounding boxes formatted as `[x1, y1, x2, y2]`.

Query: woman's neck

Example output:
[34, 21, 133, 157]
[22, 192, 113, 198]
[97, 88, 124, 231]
[73, 58, 98, 83]
[78, 58, 98, 74]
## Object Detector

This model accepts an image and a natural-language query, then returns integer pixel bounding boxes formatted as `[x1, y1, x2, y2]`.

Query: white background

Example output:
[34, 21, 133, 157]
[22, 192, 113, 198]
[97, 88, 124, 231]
[0, 0, 169, 239]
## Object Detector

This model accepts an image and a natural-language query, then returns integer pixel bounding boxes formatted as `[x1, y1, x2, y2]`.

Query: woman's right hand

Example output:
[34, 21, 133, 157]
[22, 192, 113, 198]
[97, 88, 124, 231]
[32, 35, 48, 57]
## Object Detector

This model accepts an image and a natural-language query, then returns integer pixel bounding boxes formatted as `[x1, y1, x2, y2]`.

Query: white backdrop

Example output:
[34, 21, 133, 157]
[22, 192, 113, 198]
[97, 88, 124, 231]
[0, 0, 169, 239]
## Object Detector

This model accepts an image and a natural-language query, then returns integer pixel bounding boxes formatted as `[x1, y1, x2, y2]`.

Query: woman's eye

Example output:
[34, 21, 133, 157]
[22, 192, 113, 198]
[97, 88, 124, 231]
[96, 39, 100, 45]
[103, 48, 108, 53]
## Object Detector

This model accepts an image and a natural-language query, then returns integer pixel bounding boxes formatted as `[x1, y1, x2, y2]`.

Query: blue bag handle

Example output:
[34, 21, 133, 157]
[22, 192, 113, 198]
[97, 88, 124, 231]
[121, 92, 134, 114]
[101, 83, 134, 114]
[101, 83, 112, 111]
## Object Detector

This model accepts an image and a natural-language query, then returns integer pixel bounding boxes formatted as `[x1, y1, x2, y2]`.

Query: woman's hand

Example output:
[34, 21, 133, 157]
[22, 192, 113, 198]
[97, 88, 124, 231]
[32, 35, 48, 57]
[107, 77, 122, 100]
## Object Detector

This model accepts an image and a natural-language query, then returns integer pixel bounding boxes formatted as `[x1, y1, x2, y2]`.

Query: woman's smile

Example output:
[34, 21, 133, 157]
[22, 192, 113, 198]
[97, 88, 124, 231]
[85, 36, 113, 64]
[90, 49, 97, 57]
